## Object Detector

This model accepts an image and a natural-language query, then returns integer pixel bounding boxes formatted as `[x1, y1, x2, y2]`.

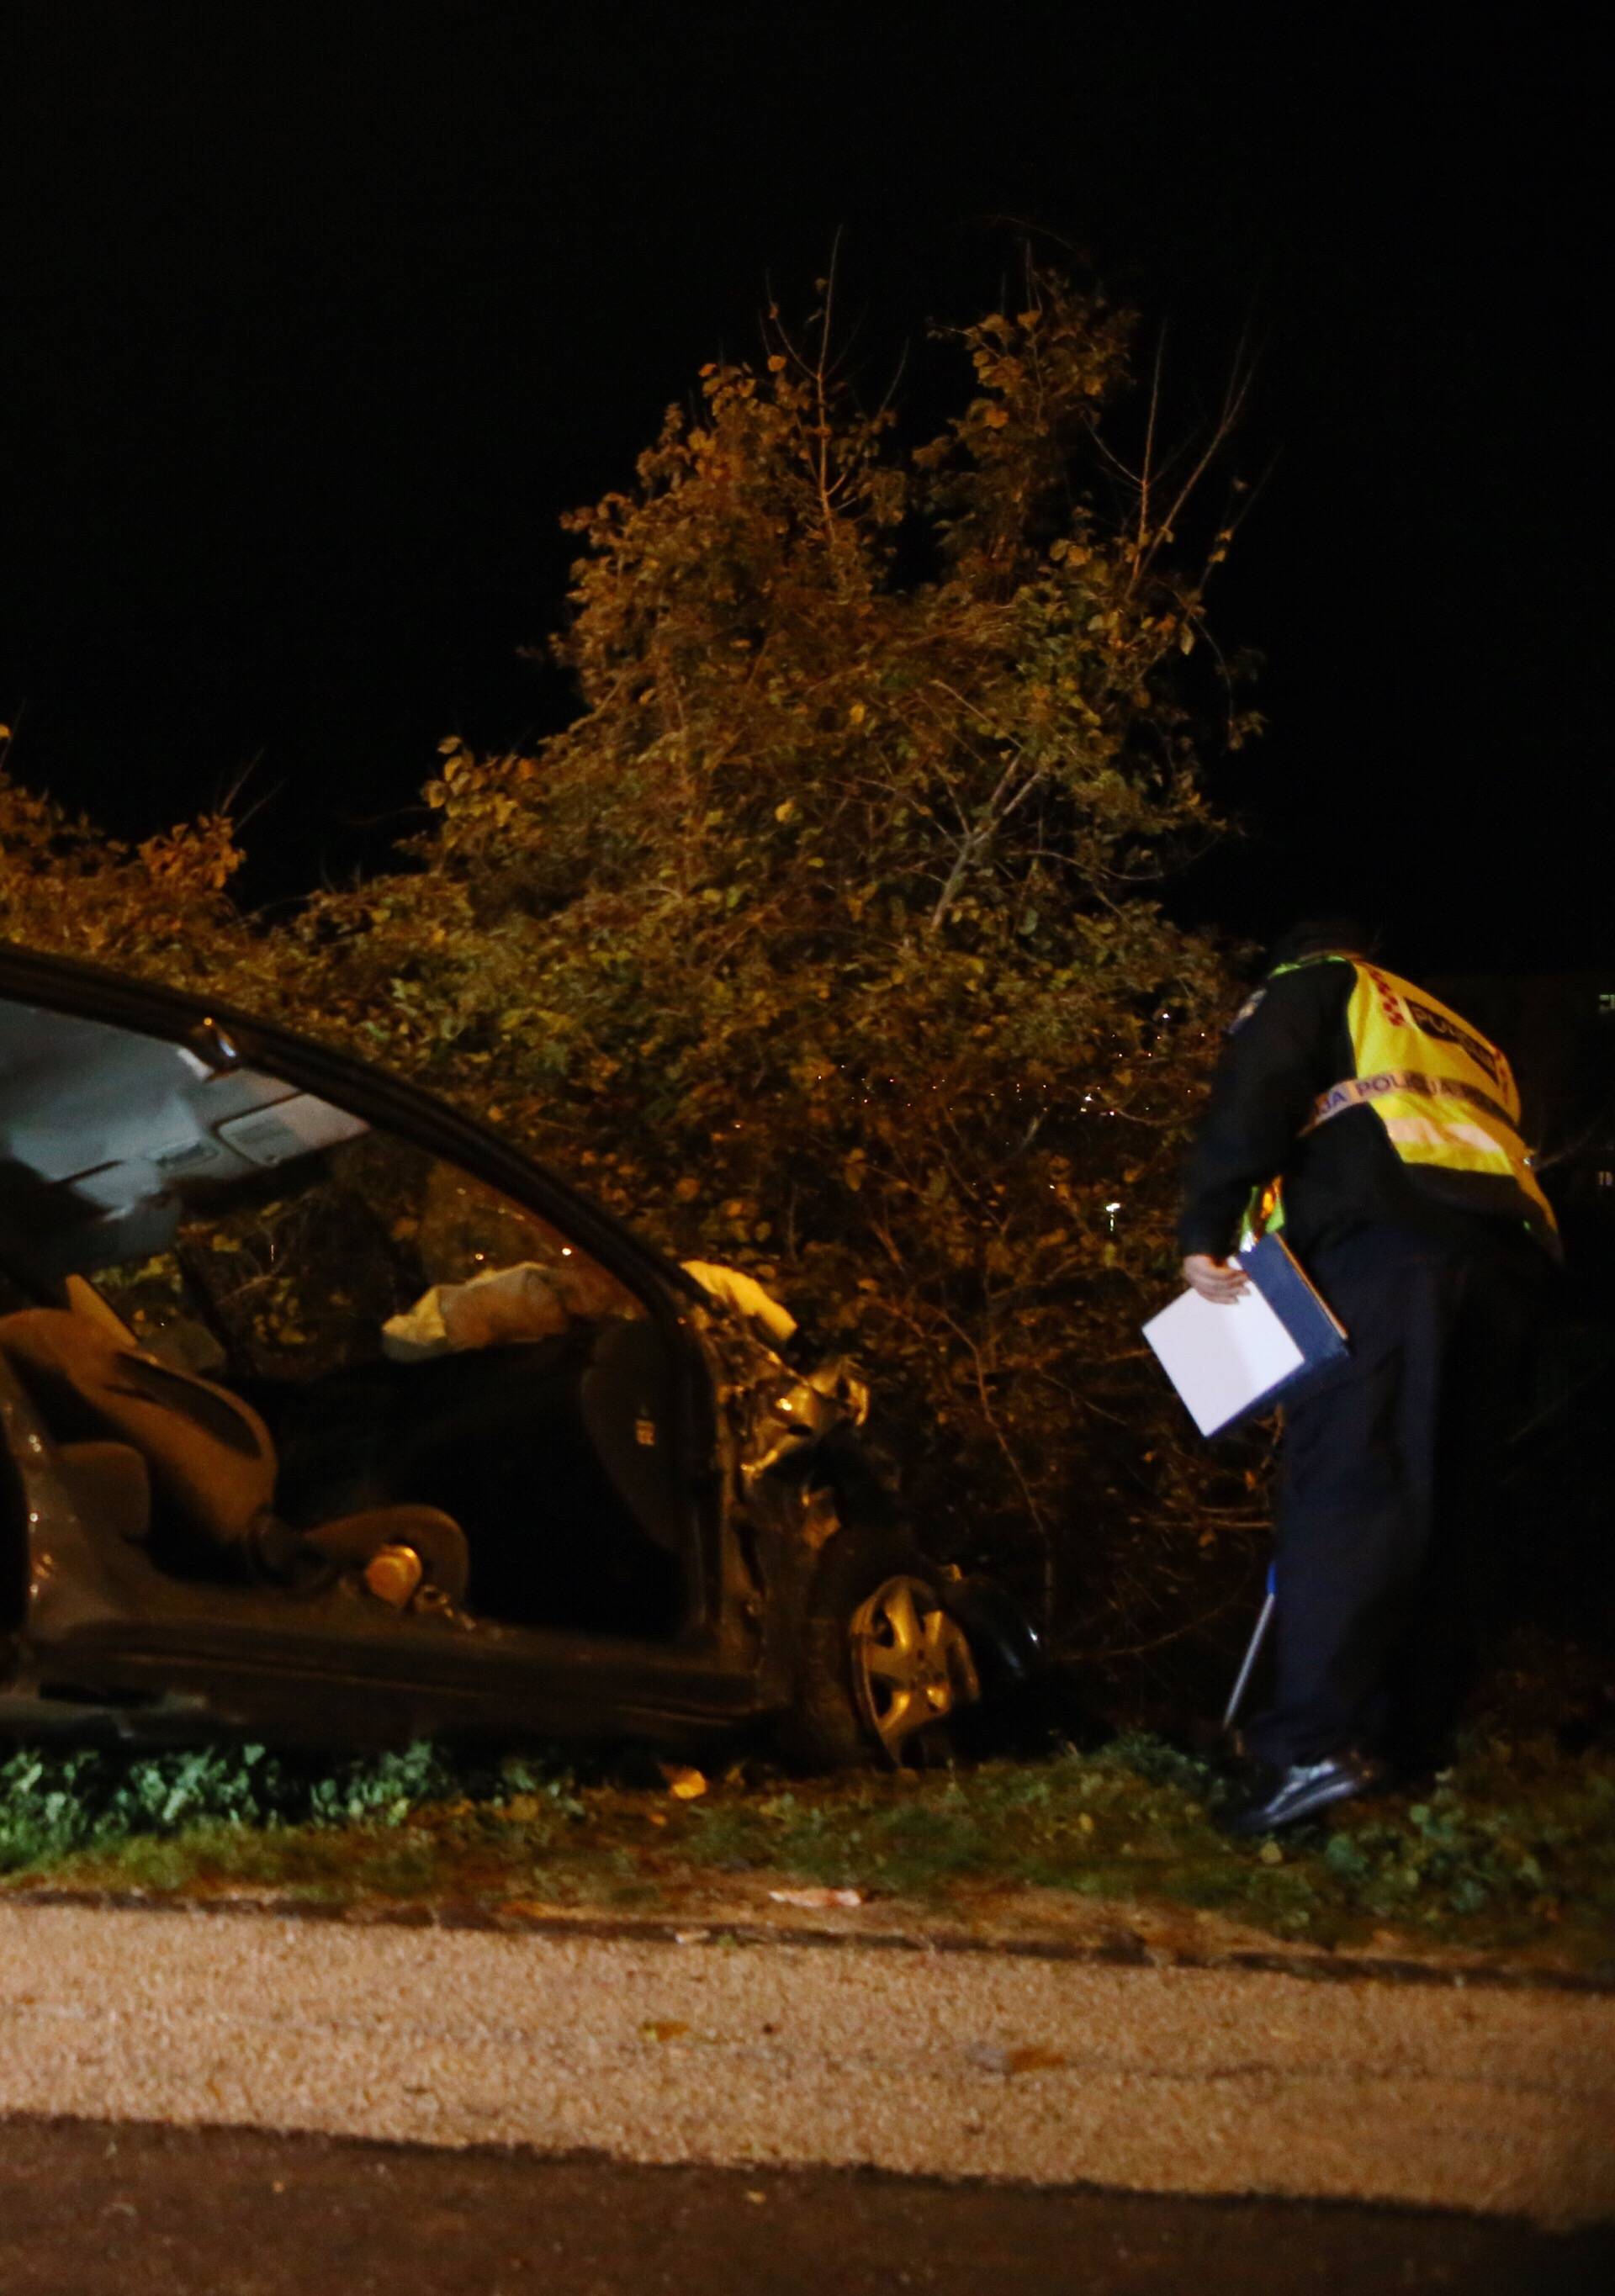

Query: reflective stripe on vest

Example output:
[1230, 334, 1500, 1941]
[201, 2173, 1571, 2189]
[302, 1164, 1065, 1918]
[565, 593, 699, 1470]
[1302, 1066, 1518, 1139]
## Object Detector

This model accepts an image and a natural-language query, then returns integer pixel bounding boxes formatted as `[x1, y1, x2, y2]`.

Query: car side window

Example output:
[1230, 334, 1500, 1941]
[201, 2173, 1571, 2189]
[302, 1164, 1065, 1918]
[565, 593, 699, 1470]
[95, 1133, 643, 1386]
[410, 1156, 643, 1318]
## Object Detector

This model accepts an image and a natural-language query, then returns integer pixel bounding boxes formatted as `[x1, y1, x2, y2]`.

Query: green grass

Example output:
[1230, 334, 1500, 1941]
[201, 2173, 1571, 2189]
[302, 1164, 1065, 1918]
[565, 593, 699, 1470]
[4, 1708, 1612, 1969]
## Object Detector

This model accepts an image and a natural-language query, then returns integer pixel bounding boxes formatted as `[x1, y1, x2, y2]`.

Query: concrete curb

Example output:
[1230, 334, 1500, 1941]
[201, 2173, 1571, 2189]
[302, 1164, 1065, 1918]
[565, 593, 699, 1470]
[8, 1879, 1612, 1994]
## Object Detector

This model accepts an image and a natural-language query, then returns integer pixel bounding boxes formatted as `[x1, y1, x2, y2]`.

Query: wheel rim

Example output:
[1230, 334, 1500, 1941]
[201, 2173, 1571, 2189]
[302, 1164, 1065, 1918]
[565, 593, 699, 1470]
[849, 1574, 982, 1767]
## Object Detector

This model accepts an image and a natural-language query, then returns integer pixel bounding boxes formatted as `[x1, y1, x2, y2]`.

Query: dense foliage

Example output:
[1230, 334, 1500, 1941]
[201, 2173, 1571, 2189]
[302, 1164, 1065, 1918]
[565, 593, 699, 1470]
[1, 272, 1268, 1691]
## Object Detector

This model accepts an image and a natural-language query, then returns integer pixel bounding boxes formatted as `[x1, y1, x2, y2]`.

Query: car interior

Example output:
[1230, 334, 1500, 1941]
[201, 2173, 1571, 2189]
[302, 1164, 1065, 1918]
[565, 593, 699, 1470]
[0, 998, 686, 1640]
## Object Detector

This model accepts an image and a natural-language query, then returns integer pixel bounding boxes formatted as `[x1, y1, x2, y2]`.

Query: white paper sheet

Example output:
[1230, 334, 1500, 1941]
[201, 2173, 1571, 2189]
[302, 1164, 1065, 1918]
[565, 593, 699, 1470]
[1142, 1280, 1305, 1438]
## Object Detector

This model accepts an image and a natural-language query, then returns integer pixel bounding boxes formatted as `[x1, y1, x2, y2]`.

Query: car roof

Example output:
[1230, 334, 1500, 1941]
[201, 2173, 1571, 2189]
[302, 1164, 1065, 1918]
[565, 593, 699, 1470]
[0, 940, 701, 1303]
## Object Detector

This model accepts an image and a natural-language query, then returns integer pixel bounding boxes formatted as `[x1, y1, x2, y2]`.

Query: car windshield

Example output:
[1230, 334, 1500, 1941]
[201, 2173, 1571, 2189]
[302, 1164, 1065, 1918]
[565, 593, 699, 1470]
[0, 992, 645, 1383]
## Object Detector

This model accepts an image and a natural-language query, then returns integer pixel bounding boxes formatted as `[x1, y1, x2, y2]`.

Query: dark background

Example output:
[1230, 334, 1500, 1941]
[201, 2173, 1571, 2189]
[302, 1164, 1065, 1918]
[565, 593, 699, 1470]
[0, 4, 1603, 971]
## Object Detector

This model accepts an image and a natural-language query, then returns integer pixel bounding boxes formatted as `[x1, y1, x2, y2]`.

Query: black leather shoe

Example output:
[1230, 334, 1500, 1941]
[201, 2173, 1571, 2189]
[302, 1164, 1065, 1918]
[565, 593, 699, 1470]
[1218, 1749, 1384, 1837]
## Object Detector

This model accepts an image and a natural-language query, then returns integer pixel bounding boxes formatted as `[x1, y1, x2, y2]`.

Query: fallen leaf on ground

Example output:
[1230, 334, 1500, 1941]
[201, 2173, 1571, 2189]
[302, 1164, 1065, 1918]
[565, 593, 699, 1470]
[966, 2042, 1069, 2076]
[768, 1886, 864, 1909]
[659, 1764, 708, 1800]
[638, 2019, 690, 2043]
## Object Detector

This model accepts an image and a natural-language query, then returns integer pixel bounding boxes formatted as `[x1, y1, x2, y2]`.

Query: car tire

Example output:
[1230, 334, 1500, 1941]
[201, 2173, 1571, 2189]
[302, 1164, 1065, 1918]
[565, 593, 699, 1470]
[782, 1526, 982, 1772]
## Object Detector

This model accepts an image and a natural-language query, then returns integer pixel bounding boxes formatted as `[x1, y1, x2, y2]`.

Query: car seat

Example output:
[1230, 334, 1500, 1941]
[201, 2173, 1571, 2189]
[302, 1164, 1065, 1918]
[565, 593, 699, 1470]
[0, 1307, 469, 1603]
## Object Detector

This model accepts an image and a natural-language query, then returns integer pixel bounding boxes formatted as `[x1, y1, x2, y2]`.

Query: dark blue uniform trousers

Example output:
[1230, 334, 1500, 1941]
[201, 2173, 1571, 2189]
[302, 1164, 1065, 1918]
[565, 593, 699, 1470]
[1246, 1219, 1544, 1773]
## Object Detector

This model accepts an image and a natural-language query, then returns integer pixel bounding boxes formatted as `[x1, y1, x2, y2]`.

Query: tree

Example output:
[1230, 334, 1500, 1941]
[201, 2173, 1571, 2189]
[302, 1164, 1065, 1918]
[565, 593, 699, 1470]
[0, 733, 252, 989]
[2, 270, 1267, 1702]
[283, 267, 1265, 1676]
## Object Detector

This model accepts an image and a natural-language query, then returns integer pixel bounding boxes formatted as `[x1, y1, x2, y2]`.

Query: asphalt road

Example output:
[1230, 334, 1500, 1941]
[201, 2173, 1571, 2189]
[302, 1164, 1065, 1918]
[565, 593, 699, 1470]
[3, 2117, 1611, 2296]
[4, 1900, 1612, 2229]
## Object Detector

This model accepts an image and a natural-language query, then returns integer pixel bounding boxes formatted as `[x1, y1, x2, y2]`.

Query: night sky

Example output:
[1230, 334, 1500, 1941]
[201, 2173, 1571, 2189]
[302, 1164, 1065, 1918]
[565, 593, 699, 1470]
[1, 6, 1602, 971]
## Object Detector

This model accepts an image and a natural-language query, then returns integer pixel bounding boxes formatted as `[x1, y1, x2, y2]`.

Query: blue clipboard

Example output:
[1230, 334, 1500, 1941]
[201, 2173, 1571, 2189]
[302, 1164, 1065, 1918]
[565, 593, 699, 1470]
[1142, 1233, 1349, 1439]
[1229, 1232, 1349, 1426]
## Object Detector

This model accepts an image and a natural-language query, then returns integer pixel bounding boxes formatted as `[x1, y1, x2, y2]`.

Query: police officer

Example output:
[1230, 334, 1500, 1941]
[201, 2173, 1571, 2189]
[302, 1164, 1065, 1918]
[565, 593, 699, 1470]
[1178, 921, 1558, 1833]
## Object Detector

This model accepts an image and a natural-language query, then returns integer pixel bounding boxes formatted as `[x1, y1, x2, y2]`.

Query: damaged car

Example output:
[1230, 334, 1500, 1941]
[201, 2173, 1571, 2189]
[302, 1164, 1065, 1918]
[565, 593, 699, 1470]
[0, 944, 1036, 1767]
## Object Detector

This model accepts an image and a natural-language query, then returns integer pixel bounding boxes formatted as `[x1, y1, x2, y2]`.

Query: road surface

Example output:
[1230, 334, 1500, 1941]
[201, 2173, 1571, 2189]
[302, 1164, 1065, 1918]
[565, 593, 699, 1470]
[3, 1898, 1611, 2235]
[4, 2116, 1611, 2296]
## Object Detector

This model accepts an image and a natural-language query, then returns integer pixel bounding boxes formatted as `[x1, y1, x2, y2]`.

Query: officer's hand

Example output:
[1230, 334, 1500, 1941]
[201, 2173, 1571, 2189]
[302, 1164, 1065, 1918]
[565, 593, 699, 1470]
[1182, 1252, 1250, 1304]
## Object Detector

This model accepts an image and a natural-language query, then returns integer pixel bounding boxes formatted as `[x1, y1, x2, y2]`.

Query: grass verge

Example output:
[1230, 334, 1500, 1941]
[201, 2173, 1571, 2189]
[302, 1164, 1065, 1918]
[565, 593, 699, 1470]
[3, 1706, 1612, 1971]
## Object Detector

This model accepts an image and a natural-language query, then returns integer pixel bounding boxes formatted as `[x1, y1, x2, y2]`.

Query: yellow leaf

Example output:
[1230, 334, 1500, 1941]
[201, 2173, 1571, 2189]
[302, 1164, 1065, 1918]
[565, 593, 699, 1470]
[847, 702, 866, 727]
[639, 2019, 690, 2042]
[660, 1764, 707, 1801]
[1003, 2045, 1068, 2075]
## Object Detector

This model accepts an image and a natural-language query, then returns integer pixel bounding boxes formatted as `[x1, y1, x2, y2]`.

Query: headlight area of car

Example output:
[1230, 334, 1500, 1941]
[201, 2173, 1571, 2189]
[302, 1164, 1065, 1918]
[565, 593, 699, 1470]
[739, 1361, 871, 1483]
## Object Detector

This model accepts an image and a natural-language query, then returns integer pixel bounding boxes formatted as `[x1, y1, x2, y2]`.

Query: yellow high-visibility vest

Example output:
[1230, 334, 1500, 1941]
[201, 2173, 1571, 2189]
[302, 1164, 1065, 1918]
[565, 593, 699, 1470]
[1243, 955, 1557, 1247]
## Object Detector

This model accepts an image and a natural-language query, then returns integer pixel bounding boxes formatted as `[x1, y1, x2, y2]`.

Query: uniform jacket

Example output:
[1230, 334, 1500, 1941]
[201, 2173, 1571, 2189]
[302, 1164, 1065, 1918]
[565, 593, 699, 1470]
[1178, 956, 1558, 1264]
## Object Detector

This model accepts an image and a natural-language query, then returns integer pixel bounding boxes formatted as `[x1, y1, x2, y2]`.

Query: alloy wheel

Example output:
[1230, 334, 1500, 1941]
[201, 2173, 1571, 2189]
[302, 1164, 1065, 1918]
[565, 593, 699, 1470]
[848, 1573, 981, 1767]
